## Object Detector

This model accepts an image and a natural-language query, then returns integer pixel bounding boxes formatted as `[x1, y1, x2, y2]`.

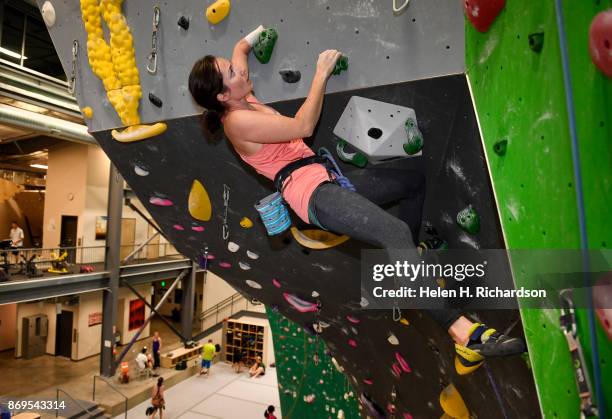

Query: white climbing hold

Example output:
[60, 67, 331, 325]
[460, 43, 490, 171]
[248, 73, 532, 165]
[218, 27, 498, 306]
[387, 333, 400, 345]
[338, 410, 345, 419]
[228, 241, 239, 252]
[134, 165, 149, 176]
[41, 1, 56, 27]
[246, 250, 259, 259]
[318, 320, 330, 329]
[246, 280, 262, 289]
[311, 291, 320, 298]
[238, 261, 251, 270]
[360, 297, 369, 308]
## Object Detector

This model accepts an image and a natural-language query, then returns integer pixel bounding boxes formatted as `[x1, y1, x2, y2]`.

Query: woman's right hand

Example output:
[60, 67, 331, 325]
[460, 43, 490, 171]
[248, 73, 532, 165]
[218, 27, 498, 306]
[316, 49, 342, 78]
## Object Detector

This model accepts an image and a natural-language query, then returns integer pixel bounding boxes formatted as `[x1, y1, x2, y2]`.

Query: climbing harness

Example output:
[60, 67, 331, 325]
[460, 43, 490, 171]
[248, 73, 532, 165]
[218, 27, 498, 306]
[559, 290, 598, 418]
[222, 184, 230, 240]
[392, 0, 410, 14]
[317, 147, 355, 191]
[146, 6, 160, 74]
[68, 40, 79, 94]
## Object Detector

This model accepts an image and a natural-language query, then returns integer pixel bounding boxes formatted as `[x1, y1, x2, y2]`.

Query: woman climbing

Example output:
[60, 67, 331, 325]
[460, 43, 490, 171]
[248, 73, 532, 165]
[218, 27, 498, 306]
[188, 26, 526, 374]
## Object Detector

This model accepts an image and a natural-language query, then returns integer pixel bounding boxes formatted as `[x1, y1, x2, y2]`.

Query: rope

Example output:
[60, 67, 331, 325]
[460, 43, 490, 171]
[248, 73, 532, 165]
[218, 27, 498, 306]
[318, 147, 356, 191]
[554, 1, 604, 416]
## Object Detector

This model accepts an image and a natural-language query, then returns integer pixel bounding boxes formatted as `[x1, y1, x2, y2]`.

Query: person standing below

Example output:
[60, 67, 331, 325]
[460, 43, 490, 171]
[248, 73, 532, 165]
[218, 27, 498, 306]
[149, 377, 165, 419]
[199, 339, 216, 376]
[232, 347, 245, 373]
[152, 332, 162, 370]
[264, 405, 277, 419]
[9, 221, 24, 264]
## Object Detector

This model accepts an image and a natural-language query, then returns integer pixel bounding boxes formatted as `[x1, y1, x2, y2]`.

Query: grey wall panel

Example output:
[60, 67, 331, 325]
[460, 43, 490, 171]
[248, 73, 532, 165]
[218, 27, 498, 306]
[39, 0, 464, 133]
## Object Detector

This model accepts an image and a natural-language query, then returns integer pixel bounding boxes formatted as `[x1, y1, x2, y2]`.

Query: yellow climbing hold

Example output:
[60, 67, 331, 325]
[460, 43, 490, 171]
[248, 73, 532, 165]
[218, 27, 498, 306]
[82, 106, 94, 118]
[399, 317, 410, 327]
[79, 0, 142, 127]
[290, 227, 349, 250]
[439, 384, 469, 419]
[240, 217, 253, 228]
[437, 278, 446, 288]
[111, 122, 167, 142]
[206, 0, 230, 24]
[188, 180, 212, 221]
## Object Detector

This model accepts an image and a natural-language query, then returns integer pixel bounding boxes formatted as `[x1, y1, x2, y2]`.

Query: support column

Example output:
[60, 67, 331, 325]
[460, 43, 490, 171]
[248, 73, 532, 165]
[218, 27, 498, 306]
[100, 163, 123, 376]
[181, 262, 196, 341]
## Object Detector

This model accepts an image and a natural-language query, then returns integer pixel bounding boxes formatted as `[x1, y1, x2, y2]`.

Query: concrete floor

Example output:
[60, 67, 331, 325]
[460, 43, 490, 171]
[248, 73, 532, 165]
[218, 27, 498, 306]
[116, 362, 282, 419]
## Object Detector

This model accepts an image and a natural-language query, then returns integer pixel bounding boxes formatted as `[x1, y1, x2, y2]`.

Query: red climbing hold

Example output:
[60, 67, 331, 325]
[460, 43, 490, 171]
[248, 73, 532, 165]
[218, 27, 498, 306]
[589, 10, 612, 78]
[464, 0, 506, 33]
[593, 273, 612, 342]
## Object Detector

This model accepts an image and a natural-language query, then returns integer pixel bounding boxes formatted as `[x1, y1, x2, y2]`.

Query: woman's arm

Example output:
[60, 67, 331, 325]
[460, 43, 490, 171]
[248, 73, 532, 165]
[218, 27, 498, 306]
[225, 50, 341, 144]
[231, 38, 251, 80]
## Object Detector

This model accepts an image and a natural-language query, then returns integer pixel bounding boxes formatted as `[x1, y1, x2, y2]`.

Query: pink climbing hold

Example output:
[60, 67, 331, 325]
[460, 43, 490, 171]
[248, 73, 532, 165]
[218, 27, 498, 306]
[218, 261, 231, 268]
[149, 197, 173, 206]
[395, 352, 412, 373]
[205, 253, 215, 260]
[363, 378, 373, 385]
[346, 315, 361, 324]
[173, 224, 184, 230]
[589, 10, 612, 78]
[391, 362, 402, 378]
[387, 404, 396, 414]
[272, 278, 282, 288]
[403, 413, 413, 419]
[464, 0, 505, 33]
[283, 293, 319, 313]
[593, 272, 612, 342]
[191, 226, 205, 232]
[348, 339, 357, 348]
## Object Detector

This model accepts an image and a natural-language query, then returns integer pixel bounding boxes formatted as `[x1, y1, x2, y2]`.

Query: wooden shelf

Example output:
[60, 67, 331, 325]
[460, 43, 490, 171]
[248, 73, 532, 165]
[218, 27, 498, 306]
[160, 343, 203, 369]
[224, 320, 266, 365]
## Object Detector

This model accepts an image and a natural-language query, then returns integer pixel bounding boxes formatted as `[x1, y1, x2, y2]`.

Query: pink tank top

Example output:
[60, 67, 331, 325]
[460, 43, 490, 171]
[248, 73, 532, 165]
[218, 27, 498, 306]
[224, 97, 330, 223]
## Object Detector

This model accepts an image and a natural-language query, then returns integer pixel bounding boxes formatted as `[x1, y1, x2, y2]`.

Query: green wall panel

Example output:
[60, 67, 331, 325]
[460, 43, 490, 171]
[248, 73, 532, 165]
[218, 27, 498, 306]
[466, 0, 611, 417]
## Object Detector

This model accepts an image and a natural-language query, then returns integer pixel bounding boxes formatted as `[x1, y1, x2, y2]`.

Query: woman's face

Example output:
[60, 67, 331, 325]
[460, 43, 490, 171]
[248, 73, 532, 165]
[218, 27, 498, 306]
[215, 57, 252, 103]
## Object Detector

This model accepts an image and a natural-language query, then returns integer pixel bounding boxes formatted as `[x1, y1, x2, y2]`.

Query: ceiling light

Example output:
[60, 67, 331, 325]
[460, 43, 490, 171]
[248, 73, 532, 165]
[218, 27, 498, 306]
[30, 164, 48, 170]
[0, 47, 27, 60]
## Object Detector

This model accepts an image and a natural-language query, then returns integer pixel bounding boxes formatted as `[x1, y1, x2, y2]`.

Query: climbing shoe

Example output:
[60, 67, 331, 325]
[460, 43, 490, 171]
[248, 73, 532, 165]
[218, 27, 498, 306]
[454, 323, 526, 375]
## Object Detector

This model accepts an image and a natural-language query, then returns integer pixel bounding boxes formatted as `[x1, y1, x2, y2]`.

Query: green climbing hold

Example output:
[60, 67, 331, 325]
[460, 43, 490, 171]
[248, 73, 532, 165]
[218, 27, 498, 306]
[254, 28, 278, 64]
[457, 205, 480, 234]
[493, 139, 507, 156]
[403, 117, 423, 155]
[528, 32, 544, 53]
[332, 55, 349, 75]
[336, 139, 368, 168]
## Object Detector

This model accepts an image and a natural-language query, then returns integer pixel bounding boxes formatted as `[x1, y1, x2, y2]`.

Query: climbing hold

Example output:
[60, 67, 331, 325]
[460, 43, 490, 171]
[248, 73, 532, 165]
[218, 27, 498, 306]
[346, 315, 360, 324]
[589, 10, 612, 78]
[41, 1, 56, 27]
[403, 414, 413, 419]
[188, 179, 212, 221]
[272, 278, 282, 288]
[149, 197, 173, 206]
[456, 205, 480, 234]
[528, 32, 544, 53]
[134, 165, 149, 176]
[253, 28, 278, 64]
[111, 123, 167, 142]
[206, 0, 230, 24]
[246, 250, 259, 259]
[391, 363, 402, 378]
[290, 226, 350, 249]
[81, 106, 93, 119]
[239, 261, 251, 270]
[303, 394, 316, 404]
[148, 92, 163, 108]
[173, 224, 184, 231]
[279, 69, 301, 83]
[311, 291, 320, 298]
[395, 352, 411, 373]
[360, 297, 369, 308]
[191, 225, 205, 232]
[593, 273, 612, 342]
[363, 378, 373, 385]
[332, 55, 349, 76]
[239, 217, 253, 228]
[218, 261, 231, 268]
[493, 139, 507, 156]
[336, 139, 368, 168]
[387, 333, 399, 345]
[464, 0, 506, 33]
[359, 393, 386, 419]
[228, 241, 239, 252]
[387, 403, 396, 414]
[283, 293, 319, 313]
[347, 339, 357, 348]
[246, 279, 262, 289]
[368, 127, 383, 139]
[403, 117, 423, 155]
[399, 317, 409, 327]
[331, 357, 344, 372]
[440, 384, 470, 419]
[177, 16, 190, 30]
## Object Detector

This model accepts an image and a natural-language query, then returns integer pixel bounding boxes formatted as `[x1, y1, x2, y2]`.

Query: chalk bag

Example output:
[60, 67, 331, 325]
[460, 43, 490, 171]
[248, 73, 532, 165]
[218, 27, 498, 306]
[255, 192, 291, 235]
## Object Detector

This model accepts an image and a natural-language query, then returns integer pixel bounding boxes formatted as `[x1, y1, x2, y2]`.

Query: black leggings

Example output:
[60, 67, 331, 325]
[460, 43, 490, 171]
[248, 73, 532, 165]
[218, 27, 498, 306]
[309, 167, 461, 331]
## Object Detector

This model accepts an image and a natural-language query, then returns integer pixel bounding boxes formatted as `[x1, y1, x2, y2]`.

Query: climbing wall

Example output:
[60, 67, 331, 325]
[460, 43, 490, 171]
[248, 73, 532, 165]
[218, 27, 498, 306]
[39, 0, 545, 417]
[465, 0, 612, 417]
[266, 308, 360, 418]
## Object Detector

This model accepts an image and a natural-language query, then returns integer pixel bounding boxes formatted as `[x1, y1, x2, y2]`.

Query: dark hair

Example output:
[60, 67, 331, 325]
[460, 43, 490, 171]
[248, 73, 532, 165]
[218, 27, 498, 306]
[157, 377, 164, 387]
[188, 55, 227, 139]
[141, 347, 147, 353]
[264, 405, 275, 417]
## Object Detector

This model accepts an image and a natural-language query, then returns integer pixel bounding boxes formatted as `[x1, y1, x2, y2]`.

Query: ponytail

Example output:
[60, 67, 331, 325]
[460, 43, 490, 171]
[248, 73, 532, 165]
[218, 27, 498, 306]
[189, 55, 227, 141]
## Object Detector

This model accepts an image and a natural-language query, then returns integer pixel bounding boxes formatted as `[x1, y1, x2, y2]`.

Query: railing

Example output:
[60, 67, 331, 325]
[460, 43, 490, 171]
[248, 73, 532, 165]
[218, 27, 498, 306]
[93, 375, 128, 419]
[56, 388, 95, 418]
[199, 292, 248, 327]
[3, 243, 182, 275]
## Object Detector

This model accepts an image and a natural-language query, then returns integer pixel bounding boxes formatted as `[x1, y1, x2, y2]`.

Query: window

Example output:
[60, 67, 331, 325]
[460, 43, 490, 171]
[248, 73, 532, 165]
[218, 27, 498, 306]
[128, 299, 145, 331]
